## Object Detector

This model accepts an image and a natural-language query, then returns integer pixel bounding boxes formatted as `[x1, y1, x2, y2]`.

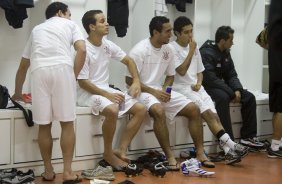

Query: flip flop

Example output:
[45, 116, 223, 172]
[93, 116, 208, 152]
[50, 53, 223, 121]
[62, 175, 82, 184]
[41, 172, 56, 181]
[165, 163, 180, 171]
[201, 160, 215, 168]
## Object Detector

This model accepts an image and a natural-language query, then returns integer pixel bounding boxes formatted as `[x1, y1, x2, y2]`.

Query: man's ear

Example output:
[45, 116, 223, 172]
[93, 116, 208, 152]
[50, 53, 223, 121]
[89, 24, 96, 32]
[57, 10, 63, 17]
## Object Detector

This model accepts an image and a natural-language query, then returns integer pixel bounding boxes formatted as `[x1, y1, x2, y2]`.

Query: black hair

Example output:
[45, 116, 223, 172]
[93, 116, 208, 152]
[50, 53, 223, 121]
[149, 16, 170, 37]
[45, 2, 68, 19]
[82, 10, 103, 34]
[173, 16, 193, 36]
[215, 26, 234, 43]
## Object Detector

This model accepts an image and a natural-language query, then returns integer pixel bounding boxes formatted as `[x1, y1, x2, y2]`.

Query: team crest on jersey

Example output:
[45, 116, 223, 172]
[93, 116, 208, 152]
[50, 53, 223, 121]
[94, 98, 102, 108]
[162, 51, 169, 60]
[104, 46, 110, 55]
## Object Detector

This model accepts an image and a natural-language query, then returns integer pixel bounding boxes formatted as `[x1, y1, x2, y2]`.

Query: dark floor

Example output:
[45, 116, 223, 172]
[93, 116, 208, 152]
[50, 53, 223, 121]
[36, 152, 282, 184]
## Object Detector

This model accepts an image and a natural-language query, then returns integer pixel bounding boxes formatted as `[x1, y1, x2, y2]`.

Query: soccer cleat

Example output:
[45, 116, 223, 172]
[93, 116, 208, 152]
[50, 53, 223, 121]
[267, 148, 282, 158]
[125, 164, 143, 177]
[240, 137, 265, 151]
[180, 159, 215, 177]
[149, 162, 167, 178]
[0, 168, 17, 180]
[81, 165, 115, 181]
[225, 149, 241, 165]
[1, 169, 35, 184]
[234, 143, 249, 158]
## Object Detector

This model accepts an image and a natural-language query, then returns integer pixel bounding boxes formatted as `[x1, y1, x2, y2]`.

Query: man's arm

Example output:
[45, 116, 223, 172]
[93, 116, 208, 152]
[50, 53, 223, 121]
[175, 39, 197, 76]
[78, 79, 124, 104]
[191, 72, 203, 92]
[73, 40, 86, 78]
[121, 55, 141, 97]
[12, 57, 30, 101]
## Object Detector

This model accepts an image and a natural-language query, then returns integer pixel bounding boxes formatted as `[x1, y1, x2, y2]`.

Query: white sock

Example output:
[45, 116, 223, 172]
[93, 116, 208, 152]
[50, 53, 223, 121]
[280, 138, 282, 147]
[219, 133, 236, 150]
[271, 139, 281, 151]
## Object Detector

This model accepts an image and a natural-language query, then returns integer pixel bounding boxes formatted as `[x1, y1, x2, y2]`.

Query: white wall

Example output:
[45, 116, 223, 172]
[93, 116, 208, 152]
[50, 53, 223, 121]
[0, 0, 266, 94]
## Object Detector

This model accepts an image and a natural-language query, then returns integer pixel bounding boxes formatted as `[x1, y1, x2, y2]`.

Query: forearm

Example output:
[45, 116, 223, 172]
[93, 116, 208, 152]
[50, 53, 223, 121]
[14, 58, 30, 95]
[176, 52, 193, 76]
[162, 75, 174, 90]
[74, 50, 86, 78]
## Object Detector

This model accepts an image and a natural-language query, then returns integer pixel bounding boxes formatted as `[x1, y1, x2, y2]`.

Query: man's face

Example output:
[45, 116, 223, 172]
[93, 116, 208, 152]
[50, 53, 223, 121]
[223, 33, 234, 49]
[93, 13, 109, 35]
[157, 22, 172, 45]
[178, 24, 193, 44]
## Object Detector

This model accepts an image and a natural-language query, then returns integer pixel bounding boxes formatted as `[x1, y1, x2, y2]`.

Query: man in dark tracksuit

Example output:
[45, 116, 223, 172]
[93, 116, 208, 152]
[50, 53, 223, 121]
[199, 26, 264, 150]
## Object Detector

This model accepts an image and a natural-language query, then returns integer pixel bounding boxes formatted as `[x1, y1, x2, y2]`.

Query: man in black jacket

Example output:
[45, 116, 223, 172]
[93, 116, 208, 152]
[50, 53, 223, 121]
[199, 26, 264, 150]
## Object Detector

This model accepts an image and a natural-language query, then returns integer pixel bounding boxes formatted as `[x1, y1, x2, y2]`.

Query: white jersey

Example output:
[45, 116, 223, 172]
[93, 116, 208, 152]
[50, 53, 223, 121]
[77, 38, 126, 88]
[129, 38, 175, 89]
[22, 17, 84, 72]
[169, 41, 204, 86]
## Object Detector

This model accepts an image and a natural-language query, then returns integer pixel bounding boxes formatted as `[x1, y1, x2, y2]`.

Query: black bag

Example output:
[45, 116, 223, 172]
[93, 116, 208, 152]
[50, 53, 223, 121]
[0, 84, 34, 127]
[0, 85, 9, 109]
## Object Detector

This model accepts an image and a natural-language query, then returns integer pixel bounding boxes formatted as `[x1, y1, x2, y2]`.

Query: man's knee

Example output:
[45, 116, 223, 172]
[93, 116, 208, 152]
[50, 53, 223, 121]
[149, 104, 165, 120]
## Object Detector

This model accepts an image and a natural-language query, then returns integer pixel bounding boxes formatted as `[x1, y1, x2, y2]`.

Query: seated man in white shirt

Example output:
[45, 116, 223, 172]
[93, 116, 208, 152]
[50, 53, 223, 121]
[126, 16, 214, 169]
[77, 10, 146, 170]
[169, 16, 249, 165]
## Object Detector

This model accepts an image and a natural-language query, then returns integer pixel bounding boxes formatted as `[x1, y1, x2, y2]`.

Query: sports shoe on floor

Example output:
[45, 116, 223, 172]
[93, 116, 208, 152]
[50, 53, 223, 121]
[267, 148, 282, 158]
[180, 160, 215, 177]
[225, 149, 241, 165]
[0, 168, 17, 180]
[148, 162, 167, 178]
[234, 143, 249, 158]
[240, 137, 265, 150]
[82, 165, 115, 181]
[1, 169, 35, 184]
[180, 158, 201, 167]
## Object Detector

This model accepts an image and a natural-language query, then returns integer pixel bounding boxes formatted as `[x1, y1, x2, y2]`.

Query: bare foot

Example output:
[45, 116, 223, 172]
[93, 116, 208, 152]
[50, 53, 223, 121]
[104, 153, 128, 170]
[41, 171, 56, 181]
[62, 172, 82, 182]
[113, 149, 130, 163]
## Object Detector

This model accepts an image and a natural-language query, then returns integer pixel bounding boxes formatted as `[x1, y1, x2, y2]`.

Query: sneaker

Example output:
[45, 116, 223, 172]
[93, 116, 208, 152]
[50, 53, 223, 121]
[81, 165, 115, 181]
[1, 169, 35, 184]
[180, 160, 215, 177]
[267, 148, 282, 158]
[234, 143, 249, 158]
[240, 137, 265, 150]
[0, 168, 17, 180]
[225, 149, 241, 165]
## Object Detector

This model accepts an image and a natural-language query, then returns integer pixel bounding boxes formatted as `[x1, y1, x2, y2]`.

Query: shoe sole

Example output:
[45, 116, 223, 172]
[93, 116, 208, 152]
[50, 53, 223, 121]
[226, 157, 241, 165]
[82, 175, 115, 181]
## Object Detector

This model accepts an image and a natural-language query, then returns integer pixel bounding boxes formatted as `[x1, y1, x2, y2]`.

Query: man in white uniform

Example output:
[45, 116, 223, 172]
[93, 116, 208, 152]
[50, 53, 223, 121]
[169, 16, 249, 165]
[126, 16, 214, 169]
[78, 10, 146, 170]
[12, 2, 86, 183]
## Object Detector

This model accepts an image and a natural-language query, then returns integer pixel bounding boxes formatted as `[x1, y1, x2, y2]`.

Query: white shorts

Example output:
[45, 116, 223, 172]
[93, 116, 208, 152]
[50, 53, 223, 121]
[77, 86, 138, 117]
[31, 64, 76, 124]
[137, 90, 192, 120]
[174, 85, 216, 113]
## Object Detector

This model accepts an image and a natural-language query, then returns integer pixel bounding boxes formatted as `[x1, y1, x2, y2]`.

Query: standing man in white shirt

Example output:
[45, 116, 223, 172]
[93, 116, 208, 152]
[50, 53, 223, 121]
[77, 10, 146, 171]
[169, 16, 249, 165]
[126, 16, 215, 169]
[12, 2, 86, 183]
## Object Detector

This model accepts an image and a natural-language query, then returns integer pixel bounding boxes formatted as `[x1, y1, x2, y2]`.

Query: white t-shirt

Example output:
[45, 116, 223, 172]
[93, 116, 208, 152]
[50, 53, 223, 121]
[129, 38, 175, 89]
[77, 38, 126, 87]
[169, 41, 204, 86]
[22, 17, 84, 72]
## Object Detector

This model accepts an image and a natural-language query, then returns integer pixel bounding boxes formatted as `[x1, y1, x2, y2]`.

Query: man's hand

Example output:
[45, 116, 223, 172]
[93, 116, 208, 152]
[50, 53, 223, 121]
[11, 93, 25, 102]
[232, 90, 241, 103]
[191, 83, 201, 92]
[153, 89, 171, 103]
[189, 38, 197, 54]
[128, 81, 141, 98]
[105, 92, 125, 105]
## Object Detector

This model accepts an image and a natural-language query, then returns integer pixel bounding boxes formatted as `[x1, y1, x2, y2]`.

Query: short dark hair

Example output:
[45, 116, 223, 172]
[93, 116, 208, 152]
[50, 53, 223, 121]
[215, 26, 234, 43]
[173, 16, 193, 36]
[82, 10, 103, 34]
[45, 2, 68, 19]
[149, 16, 170, 37]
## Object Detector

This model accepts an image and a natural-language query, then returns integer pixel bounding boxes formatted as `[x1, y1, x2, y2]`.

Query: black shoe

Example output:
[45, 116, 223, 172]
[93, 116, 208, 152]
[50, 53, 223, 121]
[148, 162, 167, 178]
[0, 168, 17, 180]
[268, 148, 282, 158]
[1, 169, 35, 184]
[240, 137, 265, 150]
[125, 164, 143, 177]
[225, 149, 241, 165]
[234, 143, 249, 158]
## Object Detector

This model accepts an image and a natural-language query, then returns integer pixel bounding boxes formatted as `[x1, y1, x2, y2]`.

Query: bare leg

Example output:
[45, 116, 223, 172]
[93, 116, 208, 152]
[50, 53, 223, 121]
[101, 105, 128, 169]
[272, 112, 282, 140]
[60, 121, 77, 181]
[38, 123, 55, 180]
[178, 103, 213, 166]
[114, 103, 146, 162]
[149, 104, 177, 165]
[202, 110, 223, 135]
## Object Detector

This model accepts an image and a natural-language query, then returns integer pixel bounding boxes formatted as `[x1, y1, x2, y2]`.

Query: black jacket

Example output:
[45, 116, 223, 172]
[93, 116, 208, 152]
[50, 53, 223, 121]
[200, 40, 243, 98]
[165, 0, 193, 12]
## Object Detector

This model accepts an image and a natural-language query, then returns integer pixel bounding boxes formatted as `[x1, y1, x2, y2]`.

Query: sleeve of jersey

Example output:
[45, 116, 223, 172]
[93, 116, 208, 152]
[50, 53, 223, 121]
[77, 54, 90, 80]
[108, 40, 127, 61]
[168, 44, 182, 68]
[72, 23, 85, 44]
[165, 48, 176, 76]
[196, 48, 205, 73]
[127, 45, 143, 77]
